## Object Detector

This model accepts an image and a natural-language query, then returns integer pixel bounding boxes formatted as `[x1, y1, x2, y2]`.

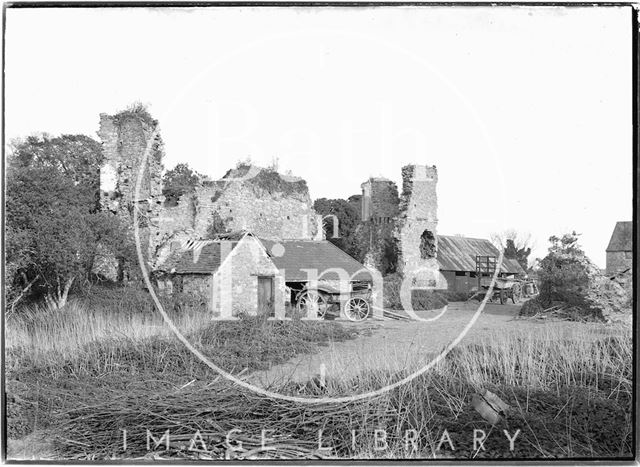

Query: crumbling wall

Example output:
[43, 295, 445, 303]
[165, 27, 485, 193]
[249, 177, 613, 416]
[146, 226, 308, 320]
[395, 164, 440, 288]
[360, 178, 399, 222]
[358, 178, 400, 274]
[155, 165, 321, 243]
[98, 112, 164, 215]
[192, 180, 320, 240]
[97, 110, 165, 276]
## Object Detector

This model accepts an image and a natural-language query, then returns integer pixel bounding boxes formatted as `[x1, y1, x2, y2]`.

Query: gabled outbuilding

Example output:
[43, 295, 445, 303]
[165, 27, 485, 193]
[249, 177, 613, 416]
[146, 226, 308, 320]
[158, 232, 285, 319]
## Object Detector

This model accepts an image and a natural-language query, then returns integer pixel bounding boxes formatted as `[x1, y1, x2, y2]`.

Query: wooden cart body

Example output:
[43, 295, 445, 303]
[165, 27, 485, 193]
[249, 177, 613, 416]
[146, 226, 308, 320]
[294, 280, 372, 321]
[479, 277, 538, 304]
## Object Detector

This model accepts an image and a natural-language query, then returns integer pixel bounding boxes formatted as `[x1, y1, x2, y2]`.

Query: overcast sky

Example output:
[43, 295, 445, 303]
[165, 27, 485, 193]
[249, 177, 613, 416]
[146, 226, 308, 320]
[6, 6, 633, 267]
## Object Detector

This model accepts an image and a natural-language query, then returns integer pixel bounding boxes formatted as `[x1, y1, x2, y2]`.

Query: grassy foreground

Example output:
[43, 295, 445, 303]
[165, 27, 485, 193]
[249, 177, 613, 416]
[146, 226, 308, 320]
[6, 300, 633, 460]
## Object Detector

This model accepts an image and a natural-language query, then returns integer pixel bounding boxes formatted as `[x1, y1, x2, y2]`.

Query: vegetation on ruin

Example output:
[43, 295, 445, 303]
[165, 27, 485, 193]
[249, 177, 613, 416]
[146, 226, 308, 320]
[162, 163, 203, 206]
[112, 102, 158, 128]
[313, 197, 363, 260]
[222, 163, 309, 199]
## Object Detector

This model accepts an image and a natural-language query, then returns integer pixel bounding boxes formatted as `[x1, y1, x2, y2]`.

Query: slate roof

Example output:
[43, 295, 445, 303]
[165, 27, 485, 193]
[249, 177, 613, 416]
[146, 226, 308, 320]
[164, 241, 239, 274]
[259, 239, 373, 282]
[437, 235, 525, 275]
[606, 221, 632, 252]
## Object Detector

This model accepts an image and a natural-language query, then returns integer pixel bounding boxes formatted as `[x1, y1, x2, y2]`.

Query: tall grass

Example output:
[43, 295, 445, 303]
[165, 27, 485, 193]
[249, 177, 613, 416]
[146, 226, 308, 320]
[439, 326, 631, 396]
[6, 300, 209, 360]
[5, 295, 632, 460]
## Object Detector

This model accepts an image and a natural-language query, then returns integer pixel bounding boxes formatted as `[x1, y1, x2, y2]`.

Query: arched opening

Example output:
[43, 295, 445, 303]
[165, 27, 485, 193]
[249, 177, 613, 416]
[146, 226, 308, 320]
[419, 230, 436, 259]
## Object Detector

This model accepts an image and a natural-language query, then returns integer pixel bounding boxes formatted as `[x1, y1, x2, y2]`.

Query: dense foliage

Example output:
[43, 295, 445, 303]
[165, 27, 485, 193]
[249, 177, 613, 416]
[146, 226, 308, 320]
[313, 197, 363, 260]
[6, 135, 133, 310]
[537, 231, 590, 303]
[162, 163, 202, 206]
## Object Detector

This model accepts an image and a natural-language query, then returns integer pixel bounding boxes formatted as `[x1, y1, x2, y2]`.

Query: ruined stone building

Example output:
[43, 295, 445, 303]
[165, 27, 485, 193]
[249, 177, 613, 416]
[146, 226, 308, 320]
[358, 165, 441, 288]
[357, 165, 524, 293]
[155, 165, 323, 267]
[97, 109, 323, 277]
[96, 108, 373, 319]
[96, 110, 165, 279]
[96, 106, 524, 314]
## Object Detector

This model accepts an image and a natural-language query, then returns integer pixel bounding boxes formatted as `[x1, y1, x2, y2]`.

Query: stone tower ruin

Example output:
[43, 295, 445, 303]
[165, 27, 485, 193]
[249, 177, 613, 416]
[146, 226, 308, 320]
[359, 177, 400, 273]
[396, 165, 439, 287]
[98, 109, 164, 270]
[358, 164, 440, 287]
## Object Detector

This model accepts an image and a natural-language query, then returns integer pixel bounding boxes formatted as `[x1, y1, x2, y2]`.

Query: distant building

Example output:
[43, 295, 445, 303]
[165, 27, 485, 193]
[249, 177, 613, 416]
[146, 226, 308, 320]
[437, 235, 526, 294]
[606, 221, 632, 275]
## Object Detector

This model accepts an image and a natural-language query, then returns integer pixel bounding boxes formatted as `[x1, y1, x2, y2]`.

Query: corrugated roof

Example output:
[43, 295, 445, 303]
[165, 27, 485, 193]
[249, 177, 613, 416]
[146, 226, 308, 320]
[606, 221, 632, 252]
[437, 235, 525, 275]
[260, 239, 373, 282]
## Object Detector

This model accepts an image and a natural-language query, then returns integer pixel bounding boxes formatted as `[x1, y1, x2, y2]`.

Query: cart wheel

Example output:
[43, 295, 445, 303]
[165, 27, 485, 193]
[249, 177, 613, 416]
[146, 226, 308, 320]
[297, 290, 329, 319]
[499, 289, 507, 305]
[344, 298, 370, 321]
[511, 283, 522, 304]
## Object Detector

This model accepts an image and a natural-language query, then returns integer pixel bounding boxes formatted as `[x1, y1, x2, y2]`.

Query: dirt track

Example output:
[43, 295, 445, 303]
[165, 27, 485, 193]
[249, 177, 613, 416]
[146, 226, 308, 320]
[249, 301, 608, 387]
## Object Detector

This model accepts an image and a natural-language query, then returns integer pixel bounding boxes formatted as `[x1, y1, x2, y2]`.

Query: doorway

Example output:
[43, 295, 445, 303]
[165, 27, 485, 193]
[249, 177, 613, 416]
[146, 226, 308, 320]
[257, 276, 275, 317]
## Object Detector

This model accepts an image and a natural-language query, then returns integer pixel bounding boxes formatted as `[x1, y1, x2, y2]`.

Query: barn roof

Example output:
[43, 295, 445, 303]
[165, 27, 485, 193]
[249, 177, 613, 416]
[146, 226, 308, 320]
[436, 235, 525, 275]
[606, 221, 632, 252]
[259, 239, 373, 282]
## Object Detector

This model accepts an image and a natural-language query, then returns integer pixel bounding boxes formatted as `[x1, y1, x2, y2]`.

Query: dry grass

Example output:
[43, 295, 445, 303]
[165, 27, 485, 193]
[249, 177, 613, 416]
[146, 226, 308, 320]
[6, 300, 209, 360]
[5, 297, 633, 460]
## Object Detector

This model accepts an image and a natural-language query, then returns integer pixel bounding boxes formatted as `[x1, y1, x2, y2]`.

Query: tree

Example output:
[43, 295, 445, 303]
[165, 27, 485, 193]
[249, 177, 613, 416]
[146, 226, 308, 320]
[313, 198, 361, 258]
[490, 229, 533, 271]
[536, 231, 591, 305]
[6, 135, 133, 310]
[9, 133, 103, 197]
[162, 163, 202, 205]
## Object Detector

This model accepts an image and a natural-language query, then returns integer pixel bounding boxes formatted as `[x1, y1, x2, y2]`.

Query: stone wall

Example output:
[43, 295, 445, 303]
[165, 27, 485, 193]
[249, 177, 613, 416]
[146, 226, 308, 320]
[606, 251, 632, 275]
[98, 111, 165, 273]
[395, 165, 440, 288]
[192, 178, 320, 240]
[360, 178, 399, 222]
[211, 236, 285, 318]
[98, 109, 323, 280]
[153, 166, 323, 262]
[182, 275, 212, 302]
[358, 178, 400, 274]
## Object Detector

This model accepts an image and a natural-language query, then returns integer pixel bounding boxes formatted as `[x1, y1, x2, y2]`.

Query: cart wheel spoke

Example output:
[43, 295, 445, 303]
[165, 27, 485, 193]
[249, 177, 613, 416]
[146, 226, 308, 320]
[345, 298, 369, 322]
[297, 291, 328, 318]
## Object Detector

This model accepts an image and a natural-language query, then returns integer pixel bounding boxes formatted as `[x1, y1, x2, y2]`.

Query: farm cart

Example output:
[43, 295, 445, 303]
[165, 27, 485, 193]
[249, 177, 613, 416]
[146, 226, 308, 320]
[479, 277, 524, 304]
[295, 280, 372, 321]
[474, 255, 537, 305]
